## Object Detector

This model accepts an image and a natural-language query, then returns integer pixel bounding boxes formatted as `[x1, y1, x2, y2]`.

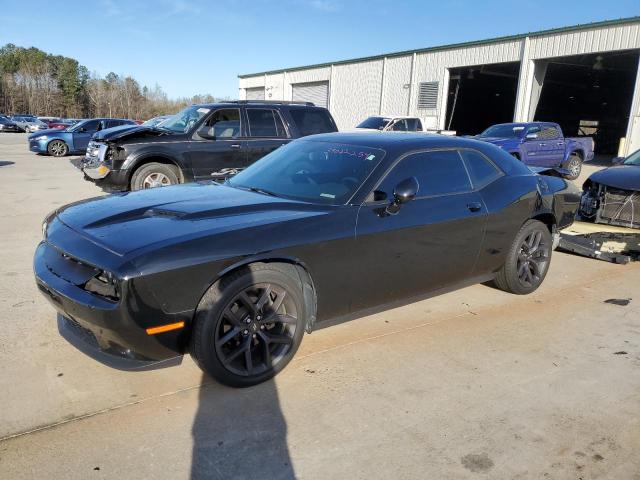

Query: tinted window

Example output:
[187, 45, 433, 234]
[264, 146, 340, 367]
[459, 150, 501, 188]
[290, 109, 337, 136]
[205, 109, 241, 139]
[247, 109, 286, 138]
[406, 118, 422, 131]
[79, 120, 99, 132]
[526, 126, 541, 136]
[391, 119, 408, 131]
[538, 125, 560, 139]
[379, 150, 471, 197]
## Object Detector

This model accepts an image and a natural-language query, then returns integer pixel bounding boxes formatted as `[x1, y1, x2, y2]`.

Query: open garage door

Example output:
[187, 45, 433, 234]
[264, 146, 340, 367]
[532, 50, 639, 155]
[445, 62, 519, 136]
[245, 87, 265, 100]
[292, 81, 329, 108]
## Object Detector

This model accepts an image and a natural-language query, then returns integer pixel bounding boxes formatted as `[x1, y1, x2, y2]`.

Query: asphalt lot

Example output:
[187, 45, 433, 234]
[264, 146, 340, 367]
[0, 132, 639, 479]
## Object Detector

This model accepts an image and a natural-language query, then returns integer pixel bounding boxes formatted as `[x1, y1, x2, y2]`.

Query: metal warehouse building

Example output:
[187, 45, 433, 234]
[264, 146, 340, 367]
[239, 17, 640, 156]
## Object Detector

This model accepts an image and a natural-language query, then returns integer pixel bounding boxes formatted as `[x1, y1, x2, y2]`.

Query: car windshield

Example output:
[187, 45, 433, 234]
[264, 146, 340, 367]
[228, 140, 386, 205]
[624, 150, 640, 166]
[478, 124, 526, 138]
[157, 106, 209, 133]
[357, 117, 391, 130]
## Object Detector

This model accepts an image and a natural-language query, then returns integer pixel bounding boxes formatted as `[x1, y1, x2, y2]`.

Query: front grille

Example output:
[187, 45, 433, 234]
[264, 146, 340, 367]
[600, 188, 640, 228]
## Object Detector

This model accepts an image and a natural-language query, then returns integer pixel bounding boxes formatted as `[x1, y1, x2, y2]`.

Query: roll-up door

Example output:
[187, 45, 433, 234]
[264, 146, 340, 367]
[245, 87, 265, 100]
[292, 81, 329, 108]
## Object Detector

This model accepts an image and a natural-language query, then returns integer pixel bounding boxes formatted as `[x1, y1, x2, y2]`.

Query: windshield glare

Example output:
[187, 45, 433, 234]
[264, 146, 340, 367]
[159, 106, 209, 133]
[479, 124, 525, 138]
[357, 117, 391, 130]
[624, 150, 640, 166]
[228, 140, 386, 205]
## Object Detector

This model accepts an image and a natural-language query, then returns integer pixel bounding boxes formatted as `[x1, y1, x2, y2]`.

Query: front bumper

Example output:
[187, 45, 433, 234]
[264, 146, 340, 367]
[34, 240, 188, 365]
[28, 138, 49, 153]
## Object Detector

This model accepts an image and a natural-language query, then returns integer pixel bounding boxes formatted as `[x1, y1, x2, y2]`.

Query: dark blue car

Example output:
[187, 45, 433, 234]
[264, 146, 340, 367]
[28, 118, 136, 157]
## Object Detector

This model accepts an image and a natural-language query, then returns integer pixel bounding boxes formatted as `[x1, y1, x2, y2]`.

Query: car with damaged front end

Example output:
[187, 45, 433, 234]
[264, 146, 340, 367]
[579, 149, 640, 229]
[35, 132, 580, 387]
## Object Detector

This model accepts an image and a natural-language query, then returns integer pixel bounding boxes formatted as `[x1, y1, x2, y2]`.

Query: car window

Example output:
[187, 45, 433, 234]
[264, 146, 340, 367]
[247, 109, 287, 138]
[406, 118, 422, 131]
[289, 109, 337, 137]
[80, 120, 100, 132]
[391, 119, 408, 131]
[538, 125, 560, 140]
[459, 150, 502, 189]
[204, 109, 241, 139]
[377, 150, 472, 198]
[526, 126, 541, 136]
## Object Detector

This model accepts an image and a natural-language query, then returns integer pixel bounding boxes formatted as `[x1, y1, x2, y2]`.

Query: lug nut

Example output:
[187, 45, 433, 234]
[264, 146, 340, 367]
[260, 325, 264, 330]
[253, 334, 257, 338]
[245, 318, 251, 324]
[256, 315, 261, 321]
[243, 329, 248, 335]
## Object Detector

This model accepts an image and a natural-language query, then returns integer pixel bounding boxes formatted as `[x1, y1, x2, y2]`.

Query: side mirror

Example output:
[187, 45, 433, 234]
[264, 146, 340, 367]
[197, 126, 215, 140]
[611, 156, 625, 165]
[525, 133, 538, 140]
[386, 177, 419, 215]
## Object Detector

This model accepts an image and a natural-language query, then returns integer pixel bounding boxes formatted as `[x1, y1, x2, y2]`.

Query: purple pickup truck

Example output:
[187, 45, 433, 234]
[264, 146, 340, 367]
[473, 122, 594, 180]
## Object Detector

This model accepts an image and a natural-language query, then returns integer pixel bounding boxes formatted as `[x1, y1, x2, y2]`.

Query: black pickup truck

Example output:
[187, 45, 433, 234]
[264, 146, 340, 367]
[82, 100, 338, 191]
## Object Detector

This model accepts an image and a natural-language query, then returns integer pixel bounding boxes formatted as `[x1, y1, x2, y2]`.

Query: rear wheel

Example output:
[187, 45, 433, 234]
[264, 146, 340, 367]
[190, 263, 306, 387]
[494, 220, 552, 295]
[130, 162, 179, 191]
[47, 140, 68, 157]
[563, 154, 582, 180]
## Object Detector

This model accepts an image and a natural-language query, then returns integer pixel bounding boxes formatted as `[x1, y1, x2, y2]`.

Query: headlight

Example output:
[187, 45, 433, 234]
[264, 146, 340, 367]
[41, 209, 57, 239]
[41, 220, 48, 239]
[33, 135, 48, 141]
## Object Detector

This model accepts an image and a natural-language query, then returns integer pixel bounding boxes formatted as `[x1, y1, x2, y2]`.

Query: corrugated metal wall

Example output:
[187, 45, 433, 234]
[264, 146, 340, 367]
[239, 19, 640, 152]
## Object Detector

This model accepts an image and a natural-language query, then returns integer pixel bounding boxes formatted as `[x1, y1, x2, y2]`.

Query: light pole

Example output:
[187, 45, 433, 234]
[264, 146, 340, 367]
[108, 102, 112, 117]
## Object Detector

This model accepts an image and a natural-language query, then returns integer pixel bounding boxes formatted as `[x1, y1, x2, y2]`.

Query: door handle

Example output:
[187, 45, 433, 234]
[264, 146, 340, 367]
[230, 144, 241, 149]
[467, 202, 482, 213]
[539, 143, 546, 146]
[557, 142, 564, 145]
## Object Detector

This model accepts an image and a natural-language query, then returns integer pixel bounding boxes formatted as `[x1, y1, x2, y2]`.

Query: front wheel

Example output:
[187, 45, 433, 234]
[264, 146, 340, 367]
[47, 140, 68, 157]
[563, 154, 582, 180]
[493, 220, 552, 295]
[130, 162, 180, 191]
[190, 263, 306, 387]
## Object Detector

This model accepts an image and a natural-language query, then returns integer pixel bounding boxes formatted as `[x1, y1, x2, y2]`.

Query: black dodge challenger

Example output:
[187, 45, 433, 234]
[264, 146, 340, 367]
[35, 132, 580, 387]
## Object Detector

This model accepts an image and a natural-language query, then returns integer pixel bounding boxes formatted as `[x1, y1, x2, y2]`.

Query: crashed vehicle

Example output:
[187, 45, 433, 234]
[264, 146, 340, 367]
[35, 133, 580, 387]
[81, 101, 338, 191]
[579, 149, 640, 229]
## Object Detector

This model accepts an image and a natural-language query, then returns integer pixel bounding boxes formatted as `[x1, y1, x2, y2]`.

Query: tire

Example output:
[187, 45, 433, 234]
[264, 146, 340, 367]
[493, 220, 552, 295]
[130, 162, 179, 191]
[190, 263, 306, 388]
[47, 140, 68, 157]
[563, 154, 582, 180]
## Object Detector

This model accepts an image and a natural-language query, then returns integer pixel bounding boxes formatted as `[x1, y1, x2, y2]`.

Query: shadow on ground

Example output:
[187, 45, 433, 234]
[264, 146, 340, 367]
[191, 374, 295, 480]
[0, 161, 15, 167]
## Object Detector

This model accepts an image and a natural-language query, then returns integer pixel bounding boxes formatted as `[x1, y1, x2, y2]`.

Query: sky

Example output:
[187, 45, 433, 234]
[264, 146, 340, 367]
[1, 0, 639, 99]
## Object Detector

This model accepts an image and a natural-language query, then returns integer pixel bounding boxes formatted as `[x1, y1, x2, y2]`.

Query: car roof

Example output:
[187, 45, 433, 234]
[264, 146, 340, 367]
[303, 131, 492, 152]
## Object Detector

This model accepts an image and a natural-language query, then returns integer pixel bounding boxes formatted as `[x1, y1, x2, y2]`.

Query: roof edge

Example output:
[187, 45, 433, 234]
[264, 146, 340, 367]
[238, 16, 640, 79]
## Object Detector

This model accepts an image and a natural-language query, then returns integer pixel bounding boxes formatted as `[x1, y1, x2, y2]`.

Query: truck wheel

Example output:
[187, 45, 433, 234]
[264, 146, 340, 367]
[47, 140, 68, 157]
[190, 263, 306, 387]
[493, 219, 552, 295]
[130, 163, 179, 190]
[563, 154, 582, 181]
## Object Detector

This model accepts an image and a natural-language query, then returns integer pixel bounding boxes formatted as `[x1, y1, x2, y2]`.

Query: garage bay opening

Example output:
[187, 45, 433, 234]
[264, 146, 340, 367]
[445, 62, 520, 136]
[531, 50, 640, 156]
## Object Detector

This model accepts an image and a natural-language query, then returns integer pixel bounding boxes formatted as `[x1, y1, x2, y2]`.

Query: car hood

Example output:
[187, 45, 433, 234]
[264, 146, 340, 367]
[92, 124, 167, 142]
[29, 128, 66, 137]
[56, 183, 329, 257]
[588, 165, 640, 191]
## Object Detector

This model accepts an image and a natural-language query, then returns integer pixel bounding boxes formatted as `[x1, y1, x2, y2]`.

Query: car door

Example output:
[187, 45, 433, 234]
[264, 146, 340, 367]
[188, 108, 247, 180]
[244, 108, 290, 165]
[537, 124, 565, 167]
[520, 125, 543, 166]
[352, 149, 487, 311]
[72, 119, 100, 151]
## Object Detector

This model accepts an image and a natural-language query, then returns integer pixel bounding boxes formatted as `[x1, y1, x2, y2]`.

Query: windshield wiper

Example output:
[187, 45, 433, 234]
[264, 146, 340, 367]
[247, 187, 280, 198]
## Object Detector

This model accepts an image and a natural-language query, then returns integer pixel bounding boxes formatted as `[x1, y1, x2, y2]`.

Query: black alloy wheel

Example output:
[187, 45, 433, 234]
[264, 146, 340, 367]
[191, 263, 306, 387]
[214, 283, 298, 378]
[516, 229, 550, 288]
